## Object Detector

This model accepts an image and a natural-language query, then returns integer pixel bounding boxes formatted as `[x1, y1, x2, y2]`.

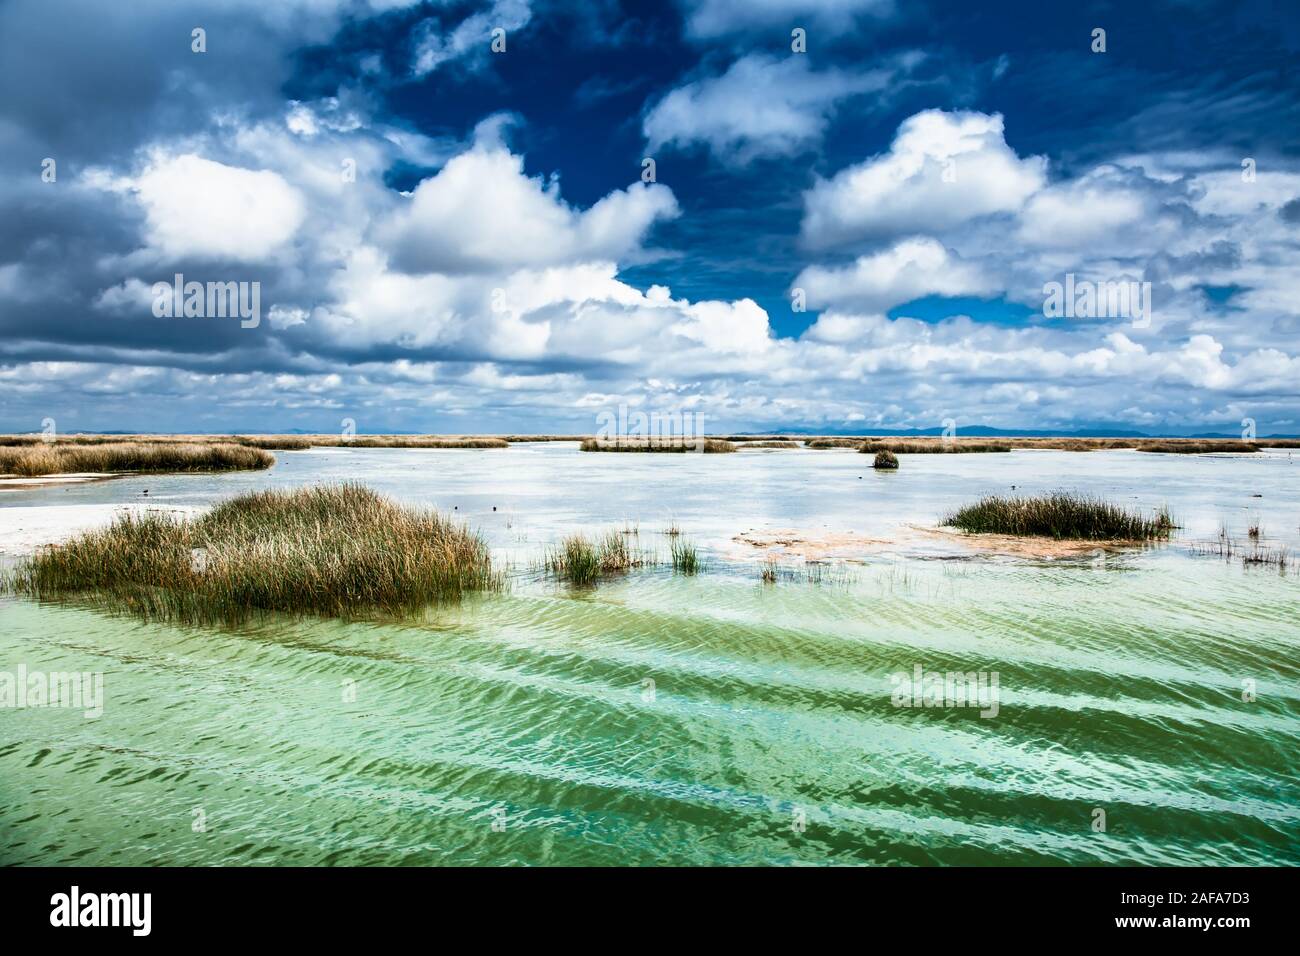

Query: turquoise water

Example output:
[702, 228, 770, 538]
[1, 444, 1298, 865]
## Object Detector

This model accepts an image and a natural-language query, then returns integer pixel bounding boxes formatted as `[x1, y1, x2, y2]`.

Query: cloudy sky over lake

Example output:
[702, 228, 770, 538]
[1, 0, 1298, 435]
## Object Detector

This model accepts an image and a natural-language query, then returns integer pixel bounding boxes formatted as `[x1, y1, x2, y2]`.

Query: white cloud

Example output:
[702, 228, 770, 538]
[375, 146, 679, 274]
[412, 0, 532, 75]
[795, 238, 996, 313]
[132, 153, 306, 261]
[801, 110, 1047, 247]
[643, 54, 902, 161]
[1018, 165, 1161, 250]
[680, 0, 894, 38]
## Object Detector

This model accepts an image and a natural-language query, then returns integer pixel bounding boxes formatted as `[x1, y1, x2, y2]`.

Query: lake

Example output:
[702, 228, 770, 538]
[1, 443, 1297, 865]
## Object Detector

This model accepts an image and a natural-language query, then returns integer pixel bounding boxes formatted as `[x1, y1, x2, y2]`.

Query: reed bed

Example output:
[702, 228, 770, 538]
[943, 492, 1174, 540]
[579, 438, 736, 453]
[1136, 441, 1258, 453]
[805, 438, 865, 448]
[3, 484, 500, 624]
[500, 435, 590, 442]
[235, 436, 313, 450]
[872, 449, 899, 469]
[737, 441, 800, 449]
[313, 436, 509, 448]
[0, 442, 273, 477]
[860, 440, 1012, 454]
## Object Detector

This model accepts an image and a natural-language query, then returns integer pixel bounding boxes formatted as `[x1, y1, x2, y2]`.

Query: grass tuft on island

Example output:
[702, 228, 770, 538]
[872, 449, 899, 469]
[3, 484, 500, 624]
[0, 442, 273, 477]
[579, 438, 736, 453]
[943, 492, 1174, 541]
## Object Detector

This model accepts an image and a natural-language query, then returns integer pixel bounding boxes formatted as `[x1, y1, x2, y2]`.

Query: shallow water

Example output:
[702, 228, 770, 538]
[2, 443, 1298, 865]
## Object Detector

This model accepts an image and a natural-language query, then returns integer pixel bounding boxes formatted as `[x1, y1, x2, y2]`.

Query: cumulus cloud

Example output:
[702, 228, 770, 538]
[643, 54, 905, 161]
[128, 154, 306, 261]
[801, 110, 1047, 248]
[794, 238, 995, 313]
[375, 147, 679, 274]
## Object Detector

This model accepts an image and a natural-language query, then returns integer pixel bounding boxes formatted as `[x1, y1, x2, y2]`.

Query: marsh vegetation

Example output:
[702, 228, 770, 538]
[944, 492, 1174, 541]
[3, 484, 499, 623]
[0, 442, 273, 477]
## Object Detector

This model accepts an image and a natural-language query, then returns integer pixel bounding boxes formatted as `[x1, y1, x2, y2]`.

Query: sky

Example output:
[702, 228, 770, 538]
[1, 0, 1298, 436]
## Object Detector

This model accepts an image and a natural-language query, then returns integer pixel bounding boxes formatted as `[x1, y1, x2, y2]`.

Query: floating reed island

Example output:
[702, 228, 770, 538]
[3, 484, 500, 624]
[943, 492, 1174, 541]
[579, 438, 736, 453]
[0, 442, 272, 477]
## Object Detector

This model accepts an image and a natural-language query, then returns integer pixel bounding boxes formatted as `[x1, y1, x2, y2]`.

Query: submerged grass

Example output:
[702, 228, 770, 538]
[3, 484, 500, 624]
[943, 492, 1174, 541]
[0, 442, 273, 477]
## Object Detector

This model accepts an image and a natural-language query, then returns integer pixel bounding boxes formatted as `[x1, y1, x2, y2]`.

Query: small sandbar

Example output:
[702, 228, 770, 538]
[0, 472, 118, 490]
[729, 528, 897, 561]
[0, 503, 199, 556]
[728, 524, 1152, 562]
[912, 526, 1149, 559]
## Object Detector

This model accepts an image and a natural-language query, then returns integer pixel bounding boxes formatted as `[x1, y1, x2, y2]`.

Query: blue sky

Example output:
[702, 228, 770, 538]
[1, 0, 1298, 434]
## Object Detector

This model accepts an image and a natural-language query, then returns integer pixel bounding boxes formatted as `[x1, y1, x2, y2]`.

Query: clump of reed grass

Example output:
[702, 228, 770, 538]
[670, 537, 701, 574]
[546, 530, 646, 584]
[1247, 521, 1261, 540]
[0, 442, 273, 477]
[759, 558, 779, 584]
[579, 438, 736, 453]
[2, 484, 499, 624]
[943, 492, 1174, 540]
[872, 449, 899, 470]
